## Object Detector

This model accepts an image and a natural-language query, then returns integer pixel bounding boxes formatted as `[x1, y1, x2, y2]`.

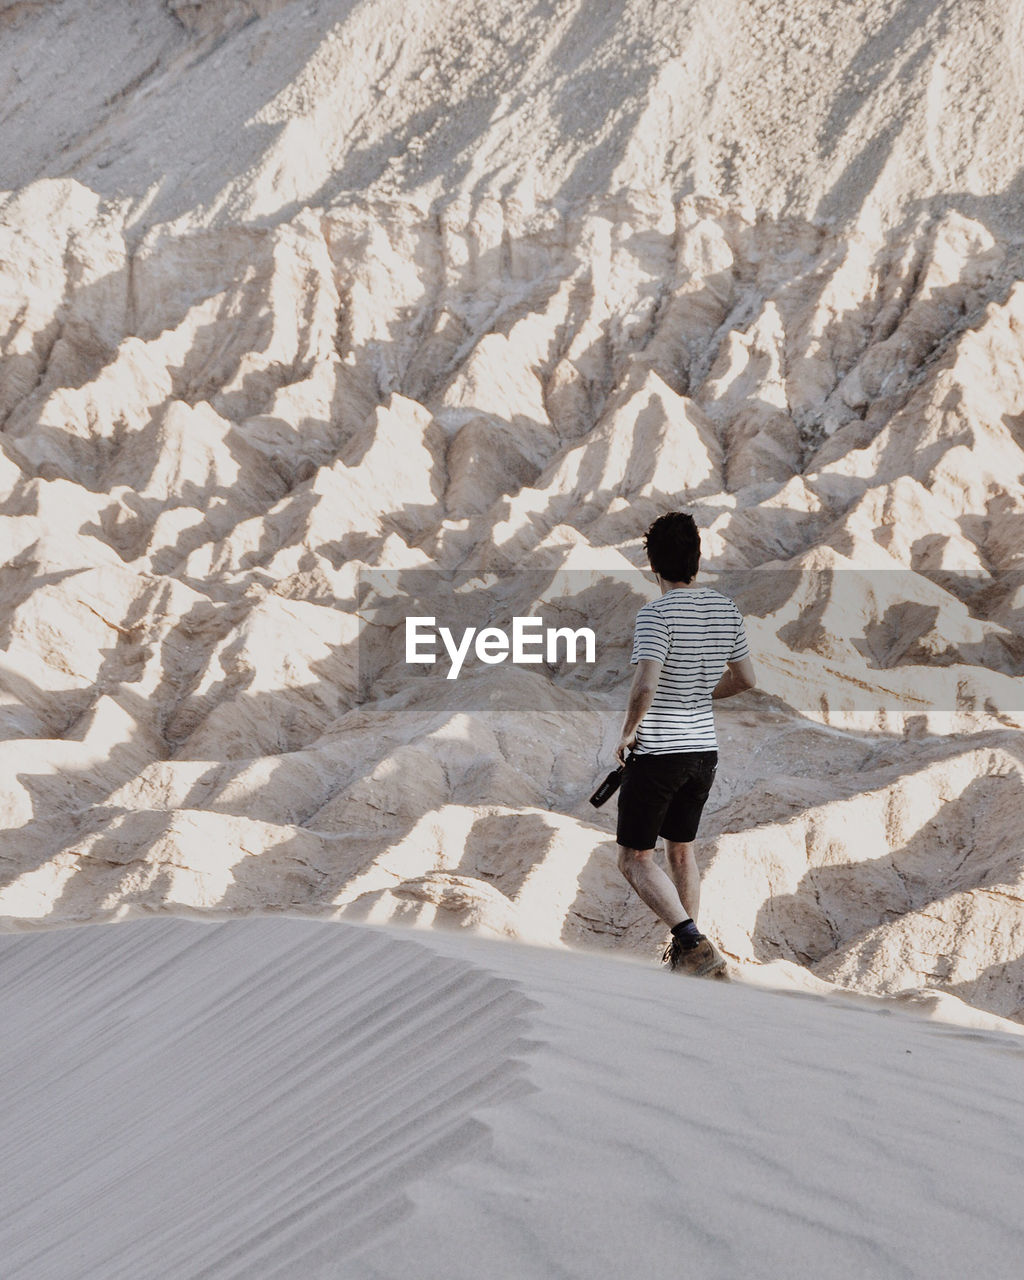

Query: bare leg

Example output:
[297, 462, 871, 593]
[665, 839, 700, 922]
[616, 845, 687, 928]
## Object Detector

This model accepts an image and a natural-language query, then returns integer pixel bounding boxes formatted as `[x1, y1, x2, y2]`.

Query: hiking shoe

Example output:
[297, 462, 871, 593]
[661, 934, 703, 970]
[662, 934, 727, 978]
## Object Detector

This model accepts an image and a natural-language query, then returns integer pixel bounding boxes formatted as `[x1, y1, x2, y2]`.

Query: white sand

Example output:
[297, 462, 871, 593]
[1, 915, 1022, 1278]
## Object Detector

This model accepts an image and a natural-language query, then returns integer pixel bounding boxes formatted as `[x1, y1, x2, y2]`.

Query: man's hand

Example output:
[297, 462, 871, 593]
[616, 732, 636, 766]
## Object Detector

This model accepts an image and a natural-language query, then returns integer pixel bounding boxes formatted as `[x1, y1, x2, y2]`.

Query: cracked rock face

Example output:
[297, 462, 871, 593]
[1, 1, 1023, 1023]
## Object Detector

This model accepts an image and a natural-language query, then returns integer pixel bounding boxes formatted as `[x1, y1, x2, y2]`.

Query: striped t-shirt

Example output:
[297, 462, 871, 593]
[630, 587, 750, 753]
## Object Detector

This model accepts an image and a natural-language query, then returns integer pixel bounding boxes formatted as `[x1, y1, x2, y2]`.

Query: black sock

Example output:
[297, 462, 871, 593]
[671, 918, 703, 949]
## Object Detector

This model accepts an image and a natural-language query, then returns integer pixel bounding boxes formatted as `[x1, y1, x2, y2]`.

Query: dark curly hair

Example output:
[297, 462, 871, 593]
[642, 511, 701, 583]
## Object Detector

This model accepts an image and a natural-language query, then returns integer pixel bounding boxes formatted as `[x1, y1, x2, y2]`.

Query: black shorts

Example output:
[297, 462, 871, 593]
[615, 750, 718, 849]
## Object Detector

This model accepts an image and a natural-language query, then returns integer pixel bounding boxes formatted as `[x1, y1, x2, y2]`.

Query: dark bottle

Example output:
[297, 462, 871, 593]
[589, 751, 634, 807]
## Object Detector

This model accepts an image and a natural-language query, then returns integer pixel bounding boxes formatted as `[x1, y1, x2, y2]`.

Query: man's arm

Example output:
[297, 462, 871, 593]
[617, 658, 662, 763]
[711, 655, 757, 700]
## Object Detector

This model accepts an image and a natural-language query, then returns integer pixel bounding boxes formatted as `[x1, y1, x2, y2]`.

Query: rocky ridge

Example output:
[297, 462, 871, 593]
[1, 1, 1023, 1021]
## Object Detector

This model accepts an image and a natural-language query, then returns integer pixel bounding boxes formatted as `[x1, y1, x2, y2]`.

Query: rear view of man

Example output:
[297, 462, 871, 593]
[615, 511, 756, 977]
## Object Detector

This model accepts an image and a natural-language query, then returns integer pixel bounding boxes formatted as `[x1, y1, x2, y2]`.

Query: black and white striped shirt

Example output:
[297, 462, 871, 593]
[630, 587, 750, 752]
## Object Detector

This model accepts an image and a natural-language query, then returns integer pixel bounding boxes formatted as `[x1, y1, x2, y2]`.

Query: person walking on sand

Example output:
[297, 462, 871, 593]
[614, 511, 756, 977]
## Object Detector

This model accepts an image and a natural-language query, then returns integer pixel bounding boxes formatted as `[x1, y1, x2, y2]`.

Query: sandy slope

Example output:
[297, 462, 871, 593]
[0, 915, 1022, 1279]
[4, 0, 1024, 234]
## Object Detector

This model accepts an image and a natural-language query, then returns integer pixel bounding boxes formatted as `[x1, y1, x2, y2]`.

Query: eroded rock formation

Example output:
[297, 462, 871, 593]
[1, 0, 1022, 1021]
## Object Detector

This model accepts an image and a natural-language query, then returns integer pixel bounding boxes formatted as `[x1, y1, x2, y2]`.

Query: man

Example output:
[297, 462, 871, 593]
[615, 511, 756, 977]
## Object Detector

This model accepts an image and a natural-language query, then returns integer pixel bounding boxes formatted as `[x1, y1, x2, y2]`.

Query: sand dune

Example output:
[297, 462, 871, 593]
[0, 915, 1021, 1278]
[0, 917, 536, 1277]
